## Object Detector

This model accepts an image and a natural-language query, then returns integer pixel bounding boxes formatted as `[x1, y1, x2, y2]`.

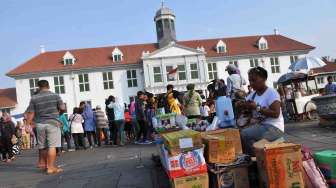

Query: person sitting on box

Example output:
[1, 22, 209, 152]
[240, 67, 285, 156]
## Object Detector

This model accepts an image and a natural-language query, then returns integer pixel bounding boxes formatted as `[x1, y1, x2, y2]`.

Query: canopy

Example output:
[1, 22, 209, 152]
[289, 57, 326, 71]
[278, 72, 309, 85]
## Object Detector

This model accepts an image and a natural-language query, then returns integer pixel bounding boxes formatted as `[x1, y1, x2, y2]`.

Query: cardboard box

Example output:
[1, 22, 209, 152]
[209, 165, 249, 188]
[159, 144, 208, 179]
[201, 129, 242, 164]
[162, 130, 203, 155]
[171, 173, 209, 188]
[254, 142, 305, 188]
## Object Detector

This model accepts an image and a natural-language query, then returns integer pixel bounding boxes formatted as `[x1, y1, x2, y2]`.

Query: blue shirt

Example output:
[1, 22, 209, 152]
[59, 114, 69, 133]
[107, 102, 125, 120]
[325, 83, 336, 95]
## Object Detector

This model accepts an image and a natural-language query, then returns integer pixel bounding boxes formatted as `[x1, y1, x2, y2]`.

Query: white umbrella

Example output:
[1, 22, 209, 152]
[289, 57, 326, 71]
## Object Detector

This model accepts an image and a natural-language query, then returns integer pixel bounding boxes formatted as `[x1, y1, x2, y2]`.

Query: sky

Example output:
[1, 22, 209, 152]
[0, 0, 335, 88]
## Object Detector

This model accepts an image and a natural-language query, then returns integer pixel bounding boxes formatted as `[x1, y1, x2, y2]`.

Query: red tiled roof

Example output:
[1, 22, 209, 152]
[7, 34, 314, 76]
[312, 60, 336, 74]
[0, 88, 17, 108]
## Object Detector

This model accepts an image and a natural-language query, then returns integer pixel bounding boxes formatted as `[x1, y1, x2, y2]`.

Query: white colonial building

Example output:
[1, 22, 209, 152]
[7, 5, 316, 116]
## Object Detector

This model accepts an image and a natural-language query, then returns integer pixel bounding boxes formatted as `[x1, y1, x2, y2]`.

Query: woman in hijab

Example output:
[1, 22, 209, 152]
[183, 84, 202, 119]
[81, 103, 97, 149]
[0, 113, 16, 162]
[165, 85, 181, 115]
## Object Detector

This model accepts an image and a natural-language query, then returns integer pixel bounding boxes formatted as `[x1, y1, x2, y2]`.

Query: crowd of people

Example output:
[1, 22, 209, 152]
[0, 64, 289, 175]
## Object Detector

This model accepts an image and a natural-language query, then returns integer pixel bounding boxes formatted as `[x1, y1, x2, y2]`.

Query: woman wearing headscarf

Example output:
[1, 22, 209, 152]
[183, 84, 202, 119]
[165, 85, 181, 115]
[0, 113, 16, 162]
[81, 102, 97, 149]
[107, 97, 125, 146]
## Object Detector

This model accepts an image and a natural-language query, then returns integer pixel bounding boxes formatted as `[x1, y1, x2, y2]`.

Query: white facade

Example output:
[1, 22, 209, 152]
[10, 42, 312, 117]
[14, 67, 144, 115]
[11, 44, 311, 116]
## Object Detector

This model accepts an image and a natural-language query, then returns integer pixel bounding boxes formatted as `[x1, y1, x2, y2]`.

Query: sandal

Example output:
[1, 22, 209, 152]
[47, 168, 64, 175]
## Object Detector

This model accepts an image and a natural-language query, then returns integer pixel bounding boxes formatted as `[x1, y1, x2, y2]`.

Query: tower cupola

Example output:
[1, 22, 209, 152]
[154, 3, 176, 48]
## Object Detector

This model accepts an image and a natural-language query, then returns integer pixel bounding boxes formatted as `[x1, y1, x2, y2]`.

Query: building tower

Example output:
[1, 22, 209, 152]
[154, 3, 176, 48]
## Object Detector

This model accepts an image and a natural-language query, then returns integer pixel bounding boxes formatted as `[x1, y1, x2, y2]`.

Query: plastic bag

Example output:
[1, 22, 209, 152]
[301, 146, 328, 188]
[206, 116, 220, 131]
[175, 115, 189, 130]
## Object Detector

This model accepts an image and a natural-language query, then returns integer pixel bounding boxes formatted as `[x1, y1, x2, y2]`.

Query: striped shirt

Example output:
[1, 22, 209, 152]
[26, 90, 63, 126]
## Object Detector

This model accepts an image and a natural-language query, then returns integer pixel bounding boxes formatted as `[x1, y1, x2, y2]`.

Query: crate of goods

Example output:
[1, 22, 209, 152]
[158, 144, 208, 179]
[162, 130, 203, 155]
[254, 142, 305, 188]
[201, 129, 242, 164]
[314, 150, 336, 188]
[171, 172, 209, 188]
[208, 155, 251, 188]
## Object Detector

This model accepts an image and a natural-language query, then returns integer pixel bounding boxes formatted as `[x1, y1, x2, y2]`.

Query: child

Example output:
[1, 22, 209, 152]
[23, 119, 35, 148]
[19, 121, 30, 150]
[124, 109, 133, 142]
[200, 100, 210, 121]
[59, 110, 72, 152]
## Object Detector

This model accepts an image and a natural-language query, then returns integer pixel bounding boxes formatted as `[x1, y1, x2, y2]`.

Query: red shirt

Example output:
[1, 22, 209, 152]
[124, 112, 132, 123]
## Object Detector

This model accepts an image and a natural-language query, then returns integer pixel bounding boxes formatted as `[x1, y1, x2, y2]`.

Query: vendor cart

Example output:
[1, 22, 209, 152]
[278, 71, 319, 121]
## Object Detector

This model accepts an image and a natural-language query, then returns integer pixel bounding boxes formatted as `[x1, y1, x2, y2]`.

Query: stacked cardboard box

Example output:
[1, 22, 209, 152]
[201, 129, 243, 164]
[171, 173, 209, 188]
[159, 129, 209, 188]
[159, 144, 208, 179]
[254, 141, 305, 188]
[162, 129, 203, 155]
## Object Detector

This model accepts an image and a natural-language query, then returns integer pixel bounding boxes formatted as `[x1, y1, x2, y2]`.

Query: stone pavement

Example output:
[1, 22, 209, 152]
[285, 120, 336, 151]
[0, 121, 335, 188]
[0, 145, 170, 188]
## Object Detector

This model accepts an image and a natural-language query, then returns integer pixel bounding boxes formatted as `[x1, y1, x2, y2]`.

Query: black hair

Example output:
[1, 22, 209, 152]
[38, 80, 49, 88]
[327, 76, 333, 80]
[248, 66, 268, 80]
[137, 91, 144, 97]
[79, 101, 86, 106]
[73, 107, 80, 114]
[146, 92, 154, 98]
[167, 84, 174, 90]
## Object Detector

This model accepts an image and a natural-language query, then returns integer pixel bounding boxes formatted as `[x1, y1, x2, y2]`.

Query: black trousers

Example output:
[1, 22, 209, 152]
[61, 132, 72, 151]
[109, 122, 118, 145]
[137, 120, 148, 142]
[108, 121, 115, 144]
[1, 138, 13, 159]
[85, 131, 97, 146]
[72, 133, 86, 149]
[96, 128, 109, 146]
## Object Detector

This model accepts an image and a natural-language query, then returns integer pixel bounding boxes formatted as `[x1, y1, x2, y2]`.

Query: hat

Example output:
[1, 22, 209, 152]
[226, 64, 237, 72]
[96, 105, 101, 109]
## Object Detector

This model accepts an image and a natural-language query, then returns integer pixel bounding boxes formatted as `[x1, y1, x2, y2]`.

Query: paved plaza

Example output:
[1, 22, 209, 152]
[0, 121, 335, 188]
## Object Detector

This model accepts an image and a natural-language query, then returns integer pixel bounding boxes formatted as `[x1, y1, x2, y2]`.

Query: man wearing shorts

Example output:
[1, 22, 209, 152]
[25, 80, 65, 174]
